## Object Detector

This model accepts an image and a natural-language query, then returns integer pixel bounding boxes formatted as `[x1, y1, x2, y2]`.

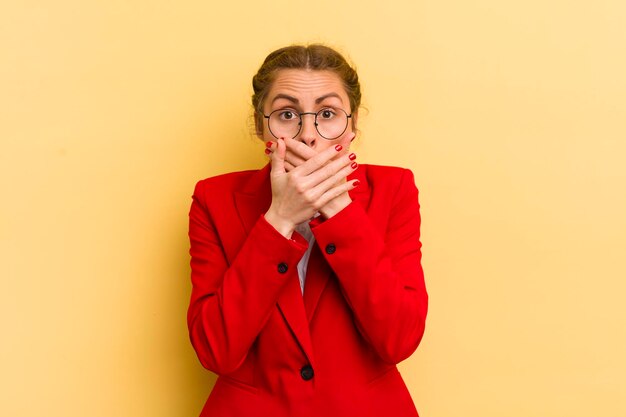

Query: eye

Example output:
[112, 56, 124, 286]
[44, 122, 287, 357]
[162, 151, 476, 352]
[278, 110, 298, 121]
[319, 108, 336, 119]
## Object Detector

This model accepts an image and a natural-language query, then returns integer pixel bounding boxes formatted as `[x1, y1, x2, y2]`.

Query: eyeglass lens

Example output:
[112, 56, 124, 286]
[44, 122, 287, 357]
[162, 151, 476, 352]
[268, 108, 349, 140]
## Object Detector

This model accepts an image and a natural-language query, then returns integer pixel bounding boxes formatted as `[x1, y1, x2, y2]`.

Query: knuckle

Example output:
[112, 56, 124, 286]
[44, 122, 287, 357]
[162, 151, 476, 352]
[311, 200, 323, 211]
[296, 181, 310, 194]
[304, 191, 316, 204]
[287, 175, 300, 187]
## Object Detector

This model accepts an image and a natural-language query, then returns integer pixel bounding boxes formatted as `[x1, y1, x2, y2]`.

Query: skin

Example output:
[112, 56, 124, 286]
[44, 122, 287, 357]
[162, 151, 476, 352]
[260, 69, 360, 238]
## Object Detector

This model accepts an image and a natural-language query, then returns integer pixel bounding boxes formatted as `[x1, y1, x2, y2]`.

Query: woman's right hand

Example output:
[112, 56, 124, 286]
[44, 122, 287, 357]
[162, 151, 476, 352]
[264, 138, 358, 238]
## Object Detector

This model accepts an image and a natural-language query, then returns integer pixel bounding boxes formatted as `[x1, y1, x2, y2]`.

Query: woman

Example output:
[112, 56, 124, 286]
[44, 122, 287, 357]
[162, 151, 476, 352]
[188, 44, 428, 417]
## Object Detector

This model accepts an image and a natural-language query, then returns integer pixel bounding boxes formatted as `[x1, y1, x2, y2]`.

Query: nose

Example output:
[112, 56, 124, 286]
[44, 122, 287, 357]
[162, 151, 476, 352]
[296, 113, 318, 147]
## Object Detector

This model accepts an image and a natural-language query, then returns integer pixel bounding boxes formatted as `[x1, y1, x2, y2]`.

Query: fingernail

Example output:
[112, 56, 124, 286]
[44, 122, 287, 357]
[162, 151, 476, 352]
[349, 153, 356, 160]
[335, 144, 343, 151]
[351, 162, 358, 169]
[353, 180, 360, 187]
[264, 148, 271, 155]
[266, 141, 273, 148]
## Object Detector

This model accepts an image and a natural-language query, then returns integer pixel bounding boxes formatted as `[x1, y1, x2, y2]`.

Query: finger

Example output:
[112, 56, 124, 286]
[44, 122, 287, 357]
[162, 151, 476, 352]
[326, 132, 355, 162]
[315, 179, 360, 208]
[310, 158, 358, 198]
[304, 151, 357, 190]
[269, 138, 287, 175]
[296, 143, 345, 177]
[284, 149, 306, 168]
[284, 137, 317, 161]
[339, 132, 356, 148]
[284, 161, 296, 172]
[266, 142, 303, 171]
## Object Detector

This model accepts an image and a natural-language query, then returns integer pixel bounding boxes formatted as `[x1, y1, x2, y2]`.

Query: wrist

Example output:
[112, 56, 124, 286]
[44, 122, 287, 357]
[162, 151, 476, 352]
[264, 207, 296, 239]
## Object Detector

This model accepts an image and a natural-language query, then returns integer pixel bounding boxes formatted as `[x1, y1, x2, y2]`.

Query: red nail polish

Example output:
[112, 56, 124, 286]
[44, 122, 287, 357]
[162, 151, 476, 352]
[353, 180, 360, 187]
[335, 144, 343, 151]
[266, 141, 273, 148]
[351, 162, 358, 169]
[264, 148, 271, 155]
[349, 153, 356, 160]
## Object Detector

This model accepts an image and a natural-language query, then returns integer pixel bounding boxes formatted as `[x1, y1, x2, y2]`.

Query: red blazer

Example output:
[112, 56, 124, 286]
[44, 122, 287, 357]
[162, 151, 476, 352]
[188, 163, 428, 417]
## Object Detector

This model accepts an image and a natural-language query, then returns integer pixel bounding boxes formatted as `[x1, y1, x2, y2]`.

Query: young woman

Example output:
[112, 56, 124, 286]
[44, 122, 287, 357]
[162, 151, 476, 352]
[188, 44, 428, 417]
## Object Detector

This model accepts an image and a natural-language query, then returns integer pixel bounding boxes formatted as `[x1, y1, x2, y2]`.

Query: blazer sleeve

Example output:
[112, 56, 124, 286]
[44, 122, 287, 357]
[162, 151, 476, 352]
[187, 180, 308, 374]
[310, 168, 428, 364]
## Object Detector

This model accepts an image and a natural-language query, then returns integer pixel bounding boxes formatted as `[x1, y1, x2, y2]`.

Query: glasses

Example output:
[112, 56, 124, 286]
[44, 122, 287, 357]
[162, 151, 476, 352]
[263, 107, 352, 140]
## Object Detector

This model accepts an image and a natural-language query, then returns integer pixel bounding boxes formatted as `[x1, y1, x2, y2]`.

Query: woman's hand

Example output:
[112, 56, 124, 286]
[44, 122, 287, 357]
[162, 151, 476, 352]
[264, 138, 358, 238]
[279, 133, 355, 173]
[266, 133, 357, 220]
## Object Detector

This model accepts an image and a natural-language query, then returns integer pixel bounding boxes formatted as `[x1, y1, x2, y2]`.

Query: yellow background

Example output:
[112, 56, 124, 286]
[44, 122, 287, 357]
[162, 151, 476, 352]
[1, 1, 625, 416]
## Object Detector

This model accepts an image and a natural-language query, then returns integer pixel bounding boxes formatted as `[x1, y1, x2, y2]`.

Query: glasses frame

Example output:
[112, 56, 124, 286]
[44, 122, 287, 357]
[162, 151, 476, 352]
[263, 107, 353, 140]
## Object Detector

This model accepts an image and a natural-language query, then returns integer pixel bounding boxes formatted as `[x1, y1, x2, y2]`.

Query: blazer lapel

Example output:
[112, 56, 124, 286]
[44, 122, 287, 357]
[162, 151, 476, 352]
[303, 165, 372, 321]
[277, 277, 316, 365]
[303, 244, 332, 322]
[233, 163, 316, 364]
[233, 164, 272, 235]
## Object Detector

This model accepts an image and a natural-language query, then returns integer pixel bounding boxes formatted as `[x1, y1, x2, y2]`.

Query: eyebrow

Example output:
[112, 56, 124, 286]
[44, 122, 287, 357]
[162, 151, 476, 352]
[315, 93, 343, 104]
[271, 94, 299, 104]
[270, 92, 344, 105]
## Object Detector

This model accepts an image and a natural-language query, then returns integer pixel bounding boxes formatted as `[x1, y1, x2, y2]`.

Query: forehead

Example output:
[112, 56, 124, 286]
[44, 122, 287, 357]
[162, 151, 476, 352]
[267, 69, 347, 105]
